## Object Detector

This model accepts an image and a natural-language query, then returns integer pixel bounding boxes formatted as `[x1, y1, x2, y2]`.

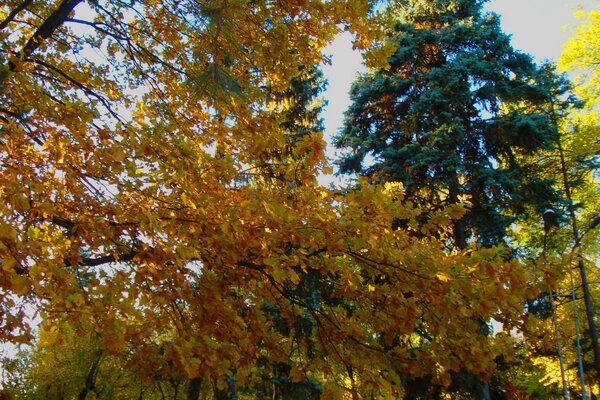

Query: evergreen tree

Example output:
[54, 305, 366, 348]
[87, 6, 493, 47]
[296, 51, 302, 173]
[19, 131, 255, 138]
[335, 0, 569, 397]
[229, 67, 330, 400]
[335, 0, 561, 248]
[252, 66, 328, 186]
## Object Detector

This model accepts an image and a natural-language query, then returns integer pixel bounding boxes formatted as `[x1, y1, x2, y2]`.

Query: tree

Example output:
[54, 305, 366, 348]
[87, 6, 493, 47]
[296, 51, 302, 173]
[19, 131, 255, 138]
[516, 10, 600, 389]
[2, 319, 197, 399]
[335, 0, 561, 249]
[227, 66, 331, 400]
[334, 0, 568, 397]
[1, 0, 544, 398]
[560, 6, 600, 109]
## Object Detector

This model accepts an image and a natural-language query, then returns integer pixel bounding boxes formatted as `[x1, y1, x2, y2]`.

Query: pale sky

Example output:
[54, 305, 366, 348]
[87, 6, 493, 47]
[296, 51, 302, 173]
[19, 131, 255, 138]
[486, 0, 597, 62]
[319, 0, 599, 185]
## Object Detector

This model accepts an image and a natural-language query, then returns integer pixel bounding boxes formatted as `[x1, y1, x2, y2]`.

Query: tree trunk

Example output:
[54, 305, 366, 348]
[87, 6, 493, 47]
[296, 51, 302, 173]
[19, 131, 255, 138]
[450, 178, 490, 400]
[557, 136, 600, 387]
[78, 355, 101, 400]
[186, 377, 202, 400]
[448, 179, 467, 250]
[8, 0, 83, 72]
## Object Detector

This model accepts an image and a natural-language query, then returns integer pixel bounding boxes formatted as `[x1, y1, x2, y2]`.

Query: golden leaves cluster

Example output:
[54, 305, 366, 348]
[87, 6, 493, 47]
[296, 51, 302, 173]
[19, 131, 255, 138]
[0, 0, 542, 396]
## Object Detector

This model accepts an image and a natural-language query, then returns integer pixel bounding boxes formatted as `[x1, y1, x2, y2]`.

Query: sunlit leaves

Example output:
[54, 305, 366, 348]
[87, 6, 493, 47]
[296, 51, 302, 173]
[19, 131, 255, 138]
[560, 7, 600, 108]
[0, 0, 551, 398]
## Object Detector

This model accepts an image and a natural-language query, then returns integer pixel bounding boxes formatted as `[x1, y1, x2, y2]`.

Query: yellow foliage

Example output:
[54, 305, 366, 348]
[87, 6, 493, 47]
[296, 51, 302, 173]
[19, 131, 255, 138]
[559, 7, 600, 107]
[0, 0, 544, 397]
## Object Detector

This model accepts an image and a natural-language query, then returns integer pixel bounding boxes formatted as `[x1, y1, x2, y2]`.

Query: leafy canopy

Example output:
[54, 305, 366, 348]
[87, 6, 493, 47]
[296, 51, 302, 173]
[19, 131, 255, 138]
[0, 0, 548, 398]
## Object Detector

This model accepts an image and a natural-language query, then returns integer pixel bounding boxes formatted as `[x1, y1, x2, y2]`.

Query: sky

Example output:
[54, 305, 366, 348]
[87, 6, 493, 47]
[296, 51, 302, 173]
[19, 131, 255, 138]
[319, 0, 598, 185]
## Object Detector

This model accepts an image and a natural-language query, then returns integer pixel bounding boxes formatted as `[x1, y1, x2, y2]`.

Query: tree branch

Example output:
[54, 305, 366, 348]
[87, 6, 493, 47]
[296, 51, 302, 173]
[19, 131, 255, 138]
[80, 251, 135, 267]
[31, 57, 125, 121]
[8, 0, 84, 71]
[0, 0, 33, 32]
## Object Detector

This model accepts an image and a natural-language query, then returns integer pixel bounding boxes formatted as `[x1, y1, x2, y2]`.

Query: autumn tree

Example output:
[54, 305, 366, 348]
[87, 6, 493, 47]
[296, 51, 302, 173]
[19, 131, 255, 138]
[560, 5, 600, 109]
[1, 0, 545, 398]
[490, 63, 600, 397]
[504, 9, 600, 392]
[1, 321, 190, 400]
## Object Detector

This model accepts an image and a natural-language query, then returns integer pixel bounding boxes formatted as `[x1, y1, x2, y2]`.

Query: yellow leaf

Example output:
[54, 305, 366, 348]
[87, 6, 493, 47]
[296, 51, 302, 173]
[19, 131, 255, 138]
[110, 147, 127, 162]
[10, 275, 30, 295]
[216, 378, 228, 391]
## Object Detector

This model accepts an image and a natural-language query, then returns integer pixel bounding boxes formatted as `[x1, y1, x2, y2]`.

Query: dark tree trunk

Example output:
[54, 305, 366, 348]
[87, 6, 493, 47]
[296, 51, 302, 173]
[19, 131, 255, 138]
[186, 377, 202, 400]
[78, 355, 101, 400]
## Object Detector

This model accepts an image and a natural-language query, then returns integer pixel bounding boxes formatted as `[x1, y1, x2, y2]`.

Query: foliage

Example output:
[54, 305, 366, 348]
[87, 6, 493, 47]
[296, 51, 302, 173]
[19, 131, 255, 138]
[511, 11, 600, 391]
[0, 0, 564, 398]
[560, 6, 600, 109]
[335, 0, 563, 249]
[506, 7, 600, 388]
[2, 322, 188, 399]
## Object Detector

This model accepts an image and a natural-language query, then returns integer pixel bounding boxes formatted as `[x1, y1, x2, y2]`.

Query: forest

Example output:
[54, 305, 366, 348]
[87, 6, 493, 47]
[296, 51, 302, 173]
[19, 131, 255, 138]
[0, 0, 599, 398]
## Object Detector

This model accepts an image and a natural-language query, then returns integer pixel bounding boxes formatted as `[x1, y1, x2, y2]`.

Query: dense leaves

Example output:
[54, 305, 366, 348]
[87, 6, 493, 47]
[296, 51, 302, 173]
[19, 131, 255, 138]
[0, 0, 596, 399]
[335, 0, 561, 248]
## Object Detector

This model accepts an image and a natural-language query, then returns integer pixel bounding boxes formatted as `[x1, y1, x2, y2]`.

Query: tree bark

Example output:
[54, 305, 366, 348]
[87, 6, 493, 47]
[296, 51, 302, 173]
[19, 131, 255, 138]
[78, 355, 101, 400]
[186, 377, 202, 400]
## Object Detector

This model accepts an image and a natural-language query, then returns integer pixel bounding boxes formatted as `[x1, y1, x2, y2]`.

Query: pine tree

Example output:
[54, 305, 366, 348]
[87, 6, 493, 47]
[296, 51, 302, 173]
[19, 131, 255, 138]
[221, 67, 330, 400]
[335, 0, 568, 397]
[335, 0, 561, 248]
[261, 66, 328, 185]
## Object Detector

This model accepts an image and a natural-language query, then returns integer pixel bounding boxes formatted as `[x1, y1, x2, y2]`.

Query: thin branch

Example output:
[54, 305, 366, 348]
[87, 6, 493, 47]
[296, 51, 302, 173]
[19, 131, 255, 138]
[345, 250, 428, 279]
[31, 57, 125, 121]
[50, 215, 75, 231]
[0, 0, 33, 32]
[65, 18, 129, 41]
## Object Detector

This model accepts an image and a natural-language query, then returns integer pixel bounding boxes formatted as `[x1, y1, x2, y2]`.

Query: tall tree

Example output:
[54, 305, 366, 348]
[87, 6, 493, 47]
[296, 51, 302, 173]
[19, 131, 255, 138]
[551, 7, 600, 389]
[335, 0, 567, 397]
[254, 66, 328, 186]
[500, 64, 600, 395]
[335, 0, 561, 249]
[0, 0, 546, 398]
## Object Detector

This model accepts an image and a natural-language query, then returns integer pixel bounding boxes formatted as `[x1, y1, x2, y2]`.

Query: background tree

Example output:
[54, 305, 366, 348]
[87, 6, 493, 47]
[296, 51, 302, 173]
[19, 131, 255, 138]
[335, 0, 569, 397]
[335, 0, 562, 249]
[259, 66, 328, 185]
[560, 5, 600, 110]
[1, 322, 189, 400]
[505, 7, 600, 392]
